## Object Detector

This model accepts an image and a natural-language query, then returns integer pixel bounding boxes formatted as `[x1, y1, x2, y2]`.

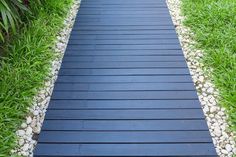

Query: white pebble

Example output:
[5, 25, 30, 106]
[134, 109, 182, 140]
[207, 87, 214, 93]
[17, 130, 25, 137]
[33, 126, 41, 134]
[21, 123, 27, 129]
[33, 110, 39, 116]
[210, 106, 217, 113]
[18, 139, 25, 146]
[22, 143, 30, 152]
[225, 144, 232, 152]
[21, 151, 29, 156]
[26, 117, 32, 124]
[214, 128, 222, 137]
[26, 127, 33, 135]
[199, 76, 204, 82]
[221, 149, 228, 154]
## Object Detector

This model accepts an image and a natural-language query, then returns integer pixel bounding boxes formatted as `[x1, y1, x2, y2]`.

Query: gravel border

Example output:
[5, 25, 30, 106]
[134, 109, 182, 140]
[12, 1, 80, 156]
[166, 0, 236, 156]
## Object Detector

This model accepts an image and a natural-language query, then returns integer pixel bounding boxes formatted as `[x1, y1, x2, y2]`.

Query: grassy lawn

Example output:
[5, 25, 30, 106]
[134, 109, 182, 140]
[0, 0, 73, 156]
[181, 0, 236, 130]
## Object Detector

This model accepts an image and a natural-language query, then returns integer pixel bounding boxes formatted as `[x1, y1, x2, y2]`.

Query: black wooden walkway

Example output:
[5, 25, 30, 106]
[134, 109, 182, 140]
[34, 0, 217, 156]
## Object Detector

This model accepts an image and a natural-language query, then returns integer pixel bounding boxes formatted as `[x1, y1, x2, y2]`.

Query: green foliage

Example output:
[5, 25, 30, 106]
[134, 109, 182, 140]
[0, 0, 57, 43]
[0, 0, 28, 42]
[182, 0, 236, 129]
[0, 0, 73, 156]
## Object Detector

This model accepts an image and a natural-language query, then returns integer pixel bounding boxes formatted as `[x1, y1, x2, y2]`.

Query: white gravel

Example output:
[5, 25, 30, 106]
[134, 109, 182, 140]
[166, 0, 236, 156]
[12, 1, 80, 156]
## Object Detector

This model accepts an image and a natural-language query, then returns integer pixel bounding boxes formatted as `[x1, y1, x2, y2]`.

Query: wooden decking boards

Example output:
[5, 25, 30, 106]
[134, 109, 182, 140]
[33, 0, 217, 156]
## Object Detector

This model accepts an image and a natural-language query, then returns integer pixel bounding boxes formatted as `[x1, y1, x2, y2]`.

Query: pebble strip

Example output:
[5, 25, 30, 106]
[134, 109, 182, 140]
[166, 0, 236, 156]
[12, 1, 80, 156]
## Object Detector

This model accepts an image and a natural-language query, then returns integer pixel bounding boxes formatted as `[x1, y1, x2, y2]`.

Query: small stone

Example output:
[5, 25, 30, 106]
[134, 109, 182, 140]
[22, 143, 30, 151]
[210, 106, 217, 113]
[33, 110, 39, 116]
[17, 152, 22, 156]
[30, 119, 37, 128]
[33, 126, 41, 134]
[41, 99, 48, 106]
[17, 130, 25, 137]
[213, 128, 221, 137]
[26, 127, 33, 135]
[30, 139, 36, 145]
[199, 76, 204, 82]
[26, 117, 32, 124]
[219, 111, 225, 116]
[25, 135, 32, 141]
[21, 151, 29, 156]
[203, 106, 209, 113]
[18, 139, 25, 146]
[207, 87, 214, 93]
[221, 149, 228, 154]
[233, 148, 236, 154]
[21, 123, 27, 129]
[225, 144, 232, 152]
[209, 114, 214, 118]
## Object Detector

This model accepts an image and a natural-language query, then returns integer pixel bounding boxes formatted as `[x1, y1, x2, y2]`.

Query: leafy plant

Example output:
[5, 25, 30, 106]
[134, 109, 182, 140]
[0, 0, 28, 42]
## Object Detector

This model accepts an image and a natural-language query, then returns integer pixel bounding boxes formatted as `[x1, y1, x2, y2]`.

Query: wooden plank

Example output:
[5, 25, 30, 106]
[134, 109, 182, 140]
[76, 15, 172, 18]
[69, 34, 179, 40]
[78, 8, 167, 11]
[54, 82, 194, 91]
[51, 91, 198, 100]
[66, 45, 181, 51]
[72, 25, 175, 30]
[75, 21, 173, 26]
[78, 8, 169, 11]
[42, 120, 208, 131]
[62, 56, 185, 62]
[77, 12, 170, 16]
[68, 39, 180, 45]
[44, 109, 203, 120]
[77, 10, 170, 15]
[53, 83, 194, 91]
[56, 76, 192, 83]
[60, 62, 188, 68]
[80, 6, 166, 8]
[64, 50, 183, 56]
[70, 30, 176, 35]
[58, 68, 190, 75]
[81, 0, 166, 3]
[48, 100, 201, 109]
[82, 1, 165, 3]
[38, 131, 212, 143]
[79, 8, 167, 11]
[34, 143, 217, 157]
[76, 18, 172, 23]
[79, 2, 167, 5]
[81, 3, 166, 5]
[80, 4, 167, 7]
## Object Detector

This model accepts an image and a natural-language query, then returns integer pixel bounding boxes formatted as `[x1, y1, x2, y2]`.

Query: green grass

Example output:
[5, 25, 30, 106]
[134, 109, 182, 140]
[181, 0, 236, 129]
[0, 0, 73, 156]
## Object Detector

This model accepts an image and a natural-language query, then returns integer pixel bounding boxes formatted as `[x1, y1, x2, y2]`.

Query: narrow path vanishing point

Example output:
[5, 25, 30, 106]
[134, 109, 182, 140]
[34, 0, 217, 156]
